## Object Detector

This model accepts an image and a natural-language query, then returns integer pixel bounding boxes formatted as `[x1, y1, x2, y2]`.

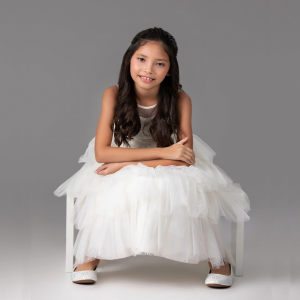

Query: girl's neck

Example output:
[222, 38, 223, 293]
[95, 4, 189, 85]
[135, 93, 159, 107]
[134, 84, 159, 107]
[136, 98, 158, 107]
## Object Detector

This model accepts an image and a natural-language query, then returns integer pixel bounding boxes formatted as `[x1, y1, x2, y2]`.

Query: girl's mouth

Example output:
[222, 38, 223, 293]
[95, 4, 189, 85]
[139, 75, 155, 83]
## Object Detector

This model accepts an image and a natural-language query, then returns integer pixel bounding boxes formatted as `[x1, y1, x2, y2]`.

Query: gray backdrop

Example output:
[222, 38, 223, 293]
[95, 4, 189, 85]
[0, 1, 299, 299]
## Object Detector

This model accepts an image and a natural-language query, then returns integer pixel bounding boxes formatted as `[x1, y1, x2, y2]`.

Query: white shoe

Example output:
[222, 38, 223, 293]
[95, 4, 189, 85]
[71, 265, 98, 284]
[205, 263, 233, 288]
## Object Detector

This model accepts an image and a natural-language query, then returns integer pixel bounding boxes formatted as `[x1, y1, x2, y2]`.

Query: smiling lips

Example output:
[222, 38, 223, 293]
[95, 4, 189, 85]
[139, 75, 155, 83]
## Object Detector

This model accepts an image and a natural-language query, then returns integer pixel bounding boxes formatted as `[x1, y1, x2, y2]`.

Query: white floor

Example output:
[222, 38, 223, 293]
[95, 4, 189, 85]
[3, 188, 298, 300]
[17, 254, 296, 300]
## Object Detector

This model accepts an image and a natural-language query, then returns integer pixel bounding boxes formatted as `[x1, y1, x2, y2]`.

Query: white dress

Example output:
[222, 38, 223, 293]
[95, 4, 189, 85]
[54, 84, 250, 270]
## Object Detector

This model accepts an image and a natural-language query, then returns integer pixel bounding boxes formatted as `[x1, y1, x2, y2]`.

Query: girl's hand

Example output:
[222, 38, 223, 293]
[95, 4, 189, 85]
[94, 162, 128, 176]
[162, 137, 195, 165]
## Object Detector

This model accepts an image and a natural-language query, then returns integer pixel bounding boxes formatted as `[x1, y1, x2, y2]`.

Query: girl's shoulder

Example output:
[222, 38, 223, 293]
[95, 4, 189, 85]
[101, 85, 118, 110]
[178, 88, 190, 102]
[177, 89, 192, 111]
[105, 84, 118, 98]
[109, 84, 119, 94]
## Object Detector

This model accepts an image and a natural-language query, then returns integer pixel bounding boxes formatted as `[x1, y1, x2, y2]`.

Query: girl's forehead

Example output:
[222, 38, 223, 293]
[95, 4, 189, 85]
[138, 40, 162, 48]
[134, 42, 169, 60]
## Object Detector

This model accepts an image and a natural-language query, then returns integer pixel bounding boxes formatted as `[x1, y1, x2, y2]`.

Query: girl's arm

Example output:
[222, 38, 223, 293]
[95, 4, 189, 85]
[121, 159, 190, 168]
[95, 86, 164, 163]
[95, 87, 193, 164]
[176, 90, 193, 150]
[118, 91, 193, 168]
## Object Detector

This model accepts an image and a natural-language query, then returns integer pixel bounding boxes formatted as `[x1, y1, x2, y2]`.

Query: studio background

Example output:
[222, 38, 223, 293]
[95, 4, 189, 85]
[0, 1, 299, 299]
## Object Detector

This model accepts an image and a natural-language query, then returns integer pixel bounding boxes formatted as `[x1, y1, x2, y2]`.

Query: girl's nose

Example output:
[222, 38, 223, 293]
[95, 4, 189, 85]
[144, 64, 153, 74]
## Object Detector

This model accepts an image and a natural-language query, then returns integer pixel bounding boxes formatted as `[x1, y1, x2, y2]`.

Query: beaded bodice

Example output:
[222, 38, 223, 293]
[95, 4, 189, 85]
[111, 84, 175, 148]
[111, 84, 157, 148]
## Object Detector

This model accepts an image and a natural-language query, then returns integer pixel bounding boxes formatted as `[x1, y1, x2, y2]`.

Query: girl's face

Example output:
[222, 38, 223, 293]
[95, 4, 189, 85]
[130, 41, 170, 91]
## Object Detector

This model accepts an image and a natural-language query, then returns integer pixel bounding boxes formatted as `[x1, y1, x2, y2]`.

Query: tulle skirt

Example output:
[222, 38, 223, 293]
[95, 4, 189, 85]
[54, 134, 250, 269]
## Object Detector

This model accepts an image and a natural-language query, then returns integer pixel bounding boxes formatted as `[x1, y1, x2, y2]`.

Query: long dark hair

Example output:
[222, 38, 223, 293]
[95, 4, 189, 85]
[112, 27, 185, 147]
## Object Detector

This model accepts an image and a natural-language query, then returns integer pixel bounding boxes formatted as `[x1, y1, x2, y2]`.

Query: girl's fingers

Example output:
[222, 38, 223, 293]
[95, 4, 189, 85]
[183, 149, 194, 164]
[95, 167, 106, 174]
[181, 153, 193, 165]
[185, 148, 195, 163]
[183, 147, 194, 158]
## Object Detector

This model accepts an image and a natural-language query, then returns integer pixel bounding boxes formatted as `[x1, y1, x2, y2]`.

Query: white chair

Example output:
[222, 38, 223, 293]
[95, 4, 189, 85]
[65, 191, 245, 276]
[66, 192, 76, 273]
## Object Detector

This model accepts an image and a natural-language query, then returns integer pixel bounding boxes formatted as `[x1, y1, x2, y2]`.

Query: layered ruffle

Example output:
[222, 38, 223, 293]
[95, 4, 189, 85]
[54, 134, 250, 269]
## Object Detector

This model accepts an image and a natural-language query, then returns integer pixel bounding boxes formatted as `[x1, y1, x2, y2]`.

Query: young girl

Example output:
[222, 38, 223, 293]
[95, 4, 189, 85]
[54, 27, 250, 287]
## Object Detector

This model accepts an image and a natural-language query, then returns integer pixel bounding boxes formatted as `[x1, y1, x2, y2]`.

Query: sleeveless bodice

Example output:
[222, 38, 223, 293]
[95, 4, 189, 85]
[112, 84, 175, 148]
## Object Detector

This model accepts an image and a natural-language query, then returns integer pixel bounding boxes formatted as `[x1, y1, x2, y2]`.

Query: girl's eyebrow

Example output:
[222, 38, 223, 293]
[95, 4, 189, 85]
[136, 53, 168, 63]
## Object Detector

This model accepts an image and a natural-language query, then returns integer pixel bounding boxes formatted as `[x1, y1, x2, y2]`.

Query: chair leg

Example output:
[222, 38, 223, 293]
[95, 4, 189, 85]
[231, 221, 244, 277]
[66, 192, 75, 273]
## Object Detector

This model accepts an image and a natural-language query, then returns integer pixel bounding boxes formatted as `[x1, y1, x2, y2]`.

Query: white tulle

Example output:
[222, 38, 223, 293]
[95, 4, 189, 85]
[54, 121, 250, 269]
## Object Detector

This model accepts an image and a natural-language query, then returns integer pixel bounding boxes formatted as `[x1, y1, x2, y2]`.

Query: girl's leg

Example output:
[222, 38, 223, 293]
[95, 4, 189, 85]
[208, 260, 231, 276]
[74, 258, 100, 272]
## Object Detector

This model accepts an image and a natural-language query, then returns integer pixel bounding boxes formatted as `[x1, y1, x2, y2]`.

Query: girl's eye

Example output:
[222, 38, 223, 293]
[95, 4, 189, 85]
[137, 57, 165, 67]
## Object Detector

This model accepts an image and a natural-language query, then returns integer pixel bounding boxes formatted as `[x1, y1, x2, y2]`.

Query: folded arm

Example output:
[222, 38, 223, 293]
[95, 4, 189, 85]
[95, 87, 193, 166]
[96, 145, 164, 163]
[122, 158, 190, 168]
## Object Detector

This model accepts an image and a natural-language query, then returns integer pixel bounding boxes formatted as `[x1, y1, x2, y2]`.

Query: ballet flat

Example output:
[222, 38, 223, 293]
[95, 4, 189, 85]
[205, 264, 233, 288]
[71, 265, 98, 284]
